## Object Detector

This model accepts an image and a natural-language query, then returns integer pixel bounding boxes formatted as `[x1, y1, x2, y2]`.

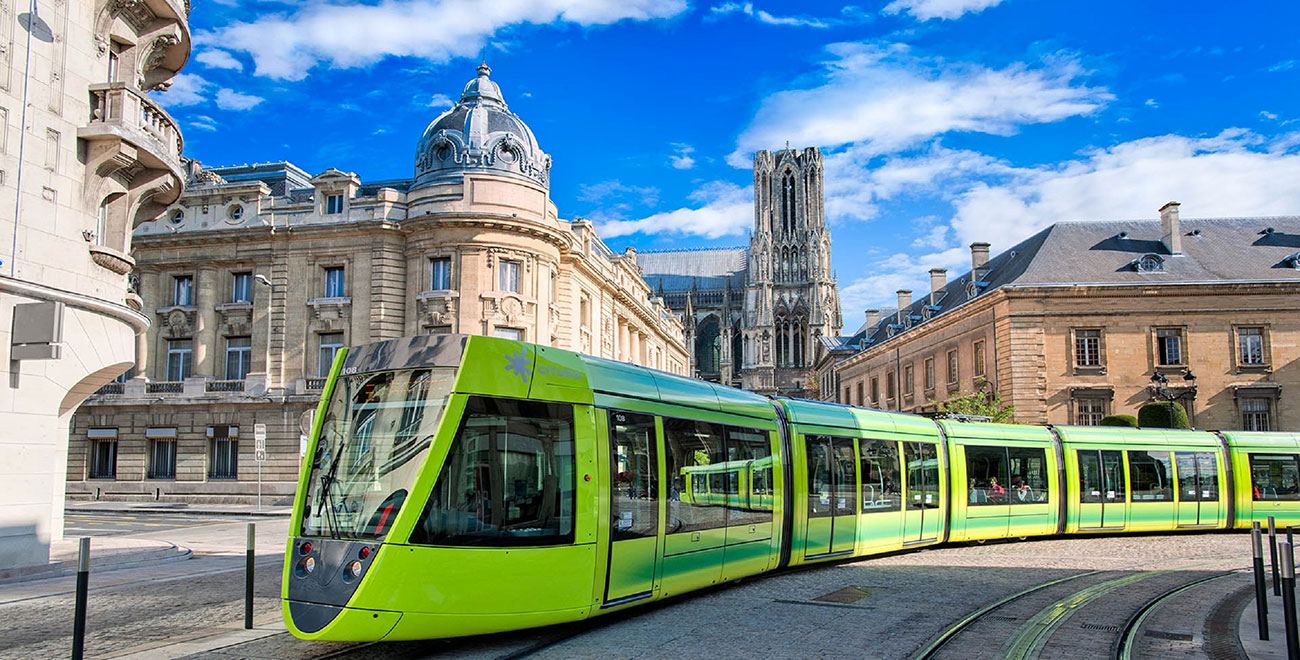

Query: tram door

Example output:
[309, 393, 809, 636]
[903, 442, 941, 543]
[605, 411, 659, 603]
[1175, 451, 1221, 527]
[804, 436, 857, 557]
[1077, 450, 1126, 530]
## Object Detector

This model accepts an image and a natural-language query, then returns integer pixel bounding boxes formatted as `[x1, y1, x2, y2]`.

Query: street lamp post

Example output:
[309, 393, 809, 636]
[1149, 369, 1198, 426]
[253, 275, 272, 511]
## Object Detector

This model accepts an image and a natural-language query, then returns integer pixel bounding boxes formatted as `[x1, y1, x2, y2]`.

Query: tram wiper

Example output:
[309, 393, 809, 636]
[316, 438, 347, 540]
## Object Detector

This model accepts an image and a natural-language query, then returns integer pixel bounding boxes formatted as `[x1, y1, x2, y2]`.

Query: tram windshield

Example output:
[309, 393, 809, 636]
[300, 367, 456, 540]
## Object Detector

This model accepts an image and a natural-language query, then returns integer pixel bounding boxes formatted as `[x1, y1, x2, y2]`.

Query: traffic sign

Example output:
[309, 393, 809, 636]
[255, 449, 267, 462]
[254, 423, 267, 452]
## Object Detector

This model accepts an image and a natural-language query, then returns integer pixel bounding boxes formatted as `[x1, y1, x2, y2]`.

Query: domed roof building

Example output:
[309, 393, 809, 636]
[73, 65, 689, 505]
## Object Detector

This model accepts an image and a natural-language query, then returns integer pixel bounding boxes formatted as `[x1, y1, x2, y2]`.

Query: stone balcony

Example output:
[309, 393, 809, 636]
[79, 83, 186, 224]
[88, 373, 335, 403]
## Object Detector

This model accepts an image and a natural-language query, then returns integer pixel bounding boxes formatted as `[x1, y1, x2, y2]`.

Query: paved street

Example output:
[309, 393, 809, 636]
[64, 512, 265, 538]
[3, 511, 1285, 660]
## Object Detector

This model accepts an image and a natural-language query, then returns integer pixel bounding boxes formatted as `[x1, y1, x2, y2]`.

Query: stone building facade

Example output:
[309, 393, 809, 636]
[639, 146, 842, 397]
[0, 0, 191, 571]
[67, 65, 687, 503]
[820, 204, 1300, 431]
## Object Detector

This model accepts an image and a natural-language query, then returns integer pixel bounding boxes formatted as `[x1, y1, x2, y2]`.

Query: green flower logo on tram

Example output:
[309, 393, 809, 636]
[505, 347, 531, 384]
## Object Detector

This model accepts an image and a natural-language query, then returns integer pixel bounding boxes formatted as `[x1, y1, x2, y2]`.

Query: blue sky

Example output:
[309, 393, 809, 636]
[159, 0, 1300, 323]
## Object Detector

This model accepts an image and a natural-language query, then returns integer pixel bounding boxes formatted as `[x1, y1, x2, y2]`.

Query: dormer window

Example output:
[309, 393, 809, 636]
[1133, 253, 1164, 272]
[325, 194, 344, 215]
[1286, 252, 1300, 270]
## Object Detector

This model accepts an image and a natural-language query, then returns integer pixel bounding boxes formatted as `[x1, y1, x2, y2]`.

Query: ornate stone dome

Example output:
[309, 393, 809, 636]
[413, 63, 551, 190]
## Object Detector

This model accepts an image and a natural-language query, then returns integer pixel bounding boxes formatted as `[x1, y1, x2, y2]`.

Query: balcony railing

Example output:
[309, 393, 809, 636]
[205, 380, 246, 393]
[305, 378, 328, 391]
[96, 382, 124, 395]
[146, 381, 183, 394]
[86, 82, 183, 167]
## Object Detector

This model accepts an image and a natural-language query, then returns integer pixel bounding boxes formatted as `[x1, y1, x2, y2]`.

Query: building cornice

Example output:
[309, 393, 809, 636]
[0, 275, 149, 336]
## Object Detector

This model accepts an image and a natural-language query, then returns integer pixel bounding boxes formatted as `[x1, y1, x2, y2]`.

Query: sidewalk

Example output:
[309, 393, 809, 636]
[66, 500, 294, 517]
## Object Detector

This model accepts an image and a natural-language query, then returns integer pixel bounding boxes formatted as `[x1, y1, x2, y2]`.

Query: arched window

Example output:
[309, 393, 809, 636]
[781, 172, 795, 234]
[96, 199, 109, 246]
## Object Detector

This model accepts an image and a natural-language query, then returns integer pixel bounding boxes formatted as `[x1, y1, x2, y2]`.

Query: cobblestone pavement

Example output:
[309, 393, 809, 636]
[189, 531, 1256, 660]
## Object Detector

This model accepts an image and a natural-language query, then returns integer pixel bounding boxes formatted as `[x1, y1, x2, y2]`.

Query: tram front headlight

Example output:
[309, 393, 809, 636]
[345, 560, 363, 579]
[302, 556, 316, 573]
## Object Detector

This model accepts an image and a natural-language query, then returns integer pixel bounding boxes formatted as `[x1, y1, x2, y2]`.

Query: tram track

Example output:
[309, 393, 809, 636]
[1113, 571, 1240, 660]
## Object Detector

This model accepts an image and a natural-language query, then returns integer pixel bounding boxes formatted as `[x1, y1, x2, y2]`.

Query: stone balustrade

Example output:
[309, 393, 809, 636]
[85, 82, 184, 170]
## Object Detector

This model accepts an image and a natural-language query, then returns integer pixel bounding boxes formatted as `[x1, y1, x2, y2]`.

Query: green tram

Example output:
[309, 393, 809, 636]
[284, 334, 1300, 641]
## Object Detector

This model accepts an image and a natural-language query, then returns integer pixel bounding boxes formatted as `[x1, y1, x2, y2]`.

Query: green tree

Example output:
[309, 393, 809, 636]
[1137, 401, 1191, 429]
[933, 387, 1016, 423]
[1099, 414, 1139, 428]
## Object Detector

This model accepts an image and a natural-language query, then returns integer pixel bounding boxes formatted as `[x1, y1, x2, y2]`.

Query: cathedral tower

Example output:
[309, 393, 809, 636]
[741, 146, 842, 396]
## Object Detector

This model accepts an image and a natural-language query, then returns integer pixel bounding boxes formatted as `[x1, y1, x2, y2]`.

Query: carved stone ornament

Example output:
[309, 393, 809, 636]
[163, 308, 193, 337]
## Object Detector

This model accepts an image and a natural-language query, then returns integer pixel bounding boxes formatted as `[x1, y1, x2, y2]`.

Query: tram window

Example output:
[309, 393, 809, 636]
[1175, 451, 1219, 503]
[1078, 450, 1103, 503]
[411, 397, 575, 547]
[807, 436, 834, 519]
[609, 411, 658, 541]
[1128, 451, 1173, 502]
[664, 418, 728, 534]
[1250, 454, 1300, 501]
[1197, 452, 1219, 502]
[709, 473, 726, 493]
[726, 427, 774, 527]
[832, 439, 856, 516]
[965, 446, 1010, 506]
[904, 442, 940, 510]
[861, 439, 901, 512]
[1007, 447, 1048, 505]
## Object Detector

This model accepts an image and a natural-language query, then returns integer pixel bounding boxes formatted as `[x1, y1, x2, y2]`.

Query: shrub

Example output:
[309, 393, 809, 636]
[1137, 401, 1190, 429]
[1099, 414, 1138, 428]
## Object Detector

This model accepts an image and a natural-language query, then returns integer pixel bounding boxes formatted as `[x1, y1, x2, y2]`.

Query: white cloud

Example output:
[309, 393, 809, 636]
[154, 73, 211, 107]
[841, 129, 1300, 309]
[189, 115, 219, 132]
[200, 0, 688, 81]
[579, 180, 659, 207]
[216, 88, 265, 110]
[1260, 110, 1278, 121]
[195, 49, 243, 71]
[709, 2, 829, 28]
[669, 142, 695, 169]
[428, 93, 454, 108]
[598, 181, 752, 239]
[1268, 59, 1297, 72]
[730, 43, 1111, 165]
[1145, 98, 1159, 108]
[882, 0, 1006, 21]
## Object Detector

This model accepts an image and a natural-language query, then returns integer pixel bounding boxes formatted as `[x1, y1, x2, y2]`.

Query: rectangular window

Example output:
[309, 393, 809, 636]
[904, 442, 940, 511]
[609, 411, 658, 540]
[886, 371, 896, 400]
[1239, 327, 1266, 366]
[1075, 329, 1102, 367]
[1174, 451, 1219, 503]
[88, 429, 117, 479]
[430, 257, 451, 290]
[1249, 453, 1300, 501]
[1007, 447, 1049, 504]
[209, 425, 238, 479]
[173, 275, 193, 306]
[1155, 328, 1185, 366]
[1077, 449, 1126, 504]
[965, 445, 1009, 506]
[1243, 398, 1272, 431]
[924, 357, 935, 390]
[580, 294, 591, 329]
[149, 436, 177, 479]
[870, 378, 879, 406]
[725, 426, 773, 529]
[855, 382, 863, 406]
[1075, 397, 1106, 426]
[664, 418, 727, 534]
[805, 435, 856, 519]
[861, 439, 901, 512]
[499, 260, 521, 293]
[225, 336, 252, 380]
[493, 327, 524, 341]
[974, 340, 986, 378]
[1128, 450, 1173, 502]
[317, 332, 344, 378]
[947, 350, 959, 385]
[325, 194, 344, 214]
[323, 266, 345, 298]
[231, 272, 252, 303]
[903, 364, 914, 396]
[166, 339, 192, 381]
[412, 397, 575, 546]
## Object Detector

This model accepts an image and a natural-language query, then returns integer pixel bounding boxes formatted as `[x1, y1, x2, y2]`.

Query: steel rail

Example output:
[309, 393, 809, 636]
[1113, 571, 1238, 660]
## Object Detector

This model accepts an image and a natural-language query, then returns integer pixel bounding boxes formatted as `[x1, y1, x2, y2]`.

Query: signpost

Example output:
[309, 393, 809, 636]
[254, 423, 267, 511]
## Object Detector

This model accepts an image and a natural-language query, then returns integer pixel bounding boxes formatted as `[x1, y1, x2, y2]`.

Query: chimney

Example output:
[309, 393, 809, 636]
[865, 309, 880, 328]
[896, 290, 912, 324]
[970, 243, 990, 279]
[929, 268, 947, 304]
[1159, 201, 1182, 254]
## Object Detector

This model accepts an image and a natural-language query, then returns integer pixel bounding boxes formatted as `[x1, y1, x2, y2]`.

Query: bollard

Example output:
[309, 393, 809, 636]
[245, 522, 255, 630]
[1255, 522, 1271, 640]
[1282, 541, 1300, 660]
[1271, 516, 1282, 596]
[71, 537, 89, 660]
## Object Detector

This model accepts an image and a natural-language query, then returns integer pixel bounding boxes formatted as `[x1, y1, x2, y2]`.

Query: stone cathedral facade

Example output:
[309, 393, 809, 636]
[639, 147, 843, 398]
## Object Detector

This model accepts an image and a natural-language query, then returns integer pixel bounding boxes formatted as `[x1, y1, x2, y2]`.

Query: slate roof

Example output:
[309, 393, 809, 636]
[638, 247, 749, 291]
[207, 161, 312, 197]
[840, 216, 1300, 353]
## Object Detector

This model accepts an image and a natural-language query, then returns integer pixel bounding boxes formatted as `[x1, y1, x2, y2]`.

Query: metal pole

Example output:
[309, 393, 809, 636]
[71, 537, 89, 660]
[257, 461, 262, 512]
[1255, 522, 1271, 641]
[244, 522, 254, 629]
[1272, 516, 1281, 596]
[1282, 540, 1299, 660]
